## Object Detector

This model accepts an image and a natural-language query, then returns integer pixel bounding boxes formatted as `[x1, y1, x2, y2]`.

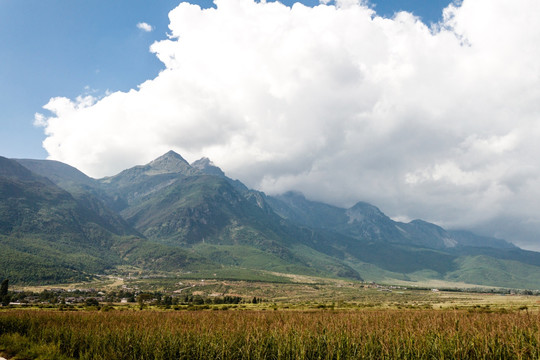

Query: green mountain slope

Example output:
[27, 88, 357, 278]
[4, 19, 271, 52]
[1, 157, 116, 245]
[5, 151, 540, 289]
[11, 152, 362, 281]
[101, 152, 361, 279]
[267, 191, 540, 288]
[445, 255, 540, 289]
[15, 158, 98, 190]
[15, 158, 136, 236]
[0, 157, 123, 282]
[268, 192, 517, 251]
[1, 156, 211, 284]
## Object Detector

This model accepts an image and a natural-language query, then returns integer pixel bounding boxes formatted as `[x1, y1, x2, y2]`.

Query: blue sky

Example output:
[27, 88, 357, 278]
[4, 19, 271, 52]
[1, 0, 178, 158]
[0, 0, 451, 160]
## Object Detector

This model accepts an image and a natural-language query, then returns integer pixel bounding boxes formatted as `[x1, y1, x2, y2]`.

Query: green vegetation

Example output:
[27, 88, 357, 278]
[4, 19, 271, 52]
[3, 153, 540, 290]
[445, 255, 540, 289]
[0, 279, 9, 306]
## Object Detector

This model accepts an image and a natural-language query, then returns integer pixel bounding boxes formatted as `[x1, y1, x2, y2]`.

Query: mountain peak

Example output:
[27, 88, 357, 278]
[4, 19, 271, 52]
[348, 201, 383, 215]
[147, 151, 192, 175]
[191, 157, 225, 177]
[346, 201, 386, 223]
[153, 150, 187, 162]
[192, 156, 211, 166]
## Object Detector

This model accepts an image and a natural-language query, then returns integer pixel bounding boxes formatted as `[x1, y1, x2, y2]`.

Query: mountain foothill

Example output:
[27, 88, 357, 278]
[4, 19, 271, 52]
[1, 151, 540, 289]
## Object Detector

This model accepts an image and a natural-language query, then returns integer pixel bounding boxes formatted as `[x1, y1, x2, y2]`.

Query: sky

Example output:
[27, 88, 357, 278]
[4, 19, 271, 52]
[2, 0, 540, 250]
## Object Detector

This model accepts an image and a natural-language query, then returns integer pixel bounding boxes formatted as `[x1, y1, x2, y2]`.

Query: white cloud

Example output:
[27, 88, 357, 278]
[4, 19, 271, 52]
[137, 22, 153, 32]
[36, 0, 540, 250]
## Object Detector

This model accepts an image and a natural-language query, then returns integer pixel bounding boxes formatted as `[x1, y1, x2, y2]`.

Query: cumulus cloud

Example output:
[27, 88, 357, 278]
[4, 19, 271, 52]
[136, 22, 153, 32]
[36, 0, 540, 249]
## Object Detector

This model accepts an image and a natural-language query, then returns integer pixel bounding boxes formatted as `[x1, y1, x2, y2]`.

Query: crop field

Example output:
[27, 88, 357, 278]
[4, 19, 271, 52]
[1, 307, 539, 360]
[3, 276, 540, 359]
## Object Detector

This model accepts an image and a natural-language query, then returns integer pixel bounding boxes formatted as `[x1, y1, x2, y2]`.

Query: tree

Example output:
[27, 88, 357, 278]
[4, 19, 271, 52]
[85, 298, 100, 307]
[137, 293, 153, 310]
[1, 279, 10, 306]
[0, 279, 8, 296]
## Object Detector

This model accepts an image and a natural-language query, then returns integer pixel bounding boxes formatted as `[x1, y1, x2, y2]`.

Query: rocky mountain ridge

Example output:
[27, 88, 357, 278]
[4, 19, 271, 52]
[2, 151, 539, 289]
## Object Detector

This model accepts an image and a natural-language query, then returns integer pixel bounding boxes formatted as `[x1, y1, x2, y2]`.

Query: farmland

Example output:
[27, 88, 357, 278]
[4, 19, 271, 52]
[2, 277, 540, 359]
[1, 307, 539, 359]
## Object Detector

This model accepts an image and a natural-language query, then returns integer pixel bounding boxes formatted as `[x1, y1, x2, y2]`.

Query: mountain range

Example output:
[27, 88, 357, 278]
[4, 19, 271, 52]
[2, 151, 540, 289]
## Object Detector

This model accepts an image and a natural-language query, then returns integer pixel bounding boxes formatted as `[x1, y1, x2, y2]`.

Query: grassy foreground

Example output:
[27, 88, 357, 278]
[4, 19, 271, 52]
[1, 308, 539, 359]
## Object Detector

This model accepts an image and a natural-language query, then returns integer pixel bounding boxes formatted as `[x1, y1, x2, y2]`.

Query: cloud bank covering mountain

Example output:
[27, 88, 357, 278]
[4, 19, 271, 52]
[35, 0, 540, 250]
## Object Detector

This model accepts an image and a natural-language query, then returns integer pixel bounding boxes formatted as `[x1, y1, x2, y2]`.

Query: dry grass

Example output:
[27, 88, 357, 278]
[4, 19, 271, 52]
[1, 308, 539, 359]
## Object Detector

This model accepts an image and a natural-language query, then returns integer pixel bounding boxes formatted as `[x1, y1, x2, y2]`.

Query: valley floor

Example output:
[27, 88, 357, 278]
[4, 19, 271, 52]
[3, 274, 540, 359]
[11, 271, 540, 311]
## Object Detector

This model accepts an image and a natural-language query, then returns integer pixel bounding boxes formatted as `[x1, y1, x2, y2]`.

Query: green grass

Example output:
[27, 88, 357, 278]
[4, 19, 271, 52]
[0, 235, 111, 284]
[192, 243, 323, 276]
[445, 256, 540, 289]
